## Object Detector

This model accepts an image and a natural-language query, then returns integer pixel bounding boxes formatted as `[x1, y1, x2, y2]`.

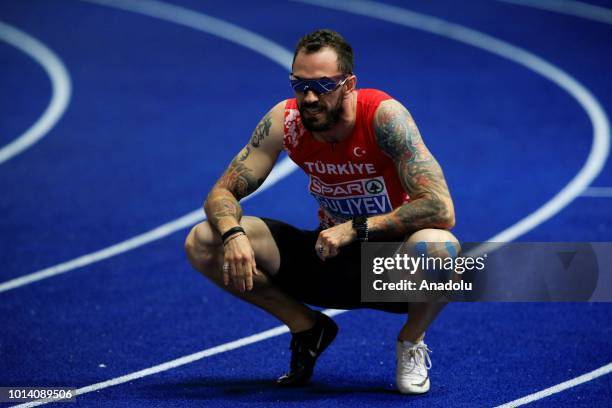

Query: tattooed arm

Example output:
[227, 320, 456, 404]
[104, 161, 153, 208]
[314, 99, 454, 260]
[369, 99, 455, 238]
[204, 101, 285, 236]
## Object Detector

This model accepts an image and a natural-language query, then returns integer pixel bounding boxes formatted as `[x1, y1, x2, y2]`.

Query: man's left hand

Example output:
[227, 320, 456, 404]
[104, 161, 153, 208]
[315, 221, 356, 261]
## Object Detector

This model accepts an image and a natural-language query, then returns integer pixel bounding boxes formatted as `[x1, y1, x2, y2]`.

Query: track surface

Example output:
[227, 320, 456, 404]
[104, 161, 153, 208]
[1, 0, 611, 406]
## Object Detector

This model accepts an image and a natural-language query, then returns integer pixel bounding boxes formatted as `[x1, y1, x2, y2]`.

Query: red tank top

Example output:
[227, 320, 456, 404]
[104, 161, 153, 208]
[283, 89, 410, 228]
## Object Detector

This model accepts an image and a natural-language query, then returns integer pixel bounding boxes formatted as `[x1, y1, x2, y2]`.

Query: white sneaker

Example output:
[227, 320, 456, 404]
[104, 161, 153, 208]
[396, 340, 432, 394]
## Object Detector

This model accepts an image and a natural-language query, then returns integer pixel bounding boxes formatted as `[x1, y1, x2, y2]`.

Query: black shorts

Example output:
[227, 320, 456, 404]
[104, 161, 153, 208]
[261, 217, 409, 314]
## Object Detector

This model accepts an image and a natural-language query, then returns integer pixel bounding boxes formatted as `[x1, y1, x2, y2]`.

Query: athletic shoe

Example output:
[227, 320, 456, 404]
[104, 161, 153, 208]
[396, 340, 432, 394]
[276, 311, 338, 387]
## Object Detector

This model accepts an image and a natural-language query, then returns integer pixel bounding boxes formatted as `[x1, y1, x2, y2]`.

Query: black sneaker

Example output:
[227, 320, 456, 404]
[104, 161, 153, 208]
[276, 311, 338, 387]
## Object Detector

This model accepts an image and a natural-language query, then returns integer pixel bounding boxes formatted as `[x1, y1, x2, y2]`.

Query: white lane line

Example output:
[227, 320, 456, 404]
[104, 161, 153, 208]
[0, 0, 299, 293]
[5, 0, 611, 405]
[0, 0, 298, 292]
[581, 186, 612, 197]
[82, 0, 293, 68]
[497, 0, 612, 25]
[296, 0, 610, 244]
[0, 157, 297, 293]
[10, 308, 347, 408]
[0, 210, 200, 293]
[0, 21, 71, 165]
[495, 362, 612, 408]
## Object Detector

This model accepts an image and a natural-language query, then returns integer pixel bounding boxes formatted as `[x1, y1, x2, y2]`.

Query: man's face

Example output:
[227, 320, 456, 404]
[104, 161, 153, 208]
[292, 47, 346, 132]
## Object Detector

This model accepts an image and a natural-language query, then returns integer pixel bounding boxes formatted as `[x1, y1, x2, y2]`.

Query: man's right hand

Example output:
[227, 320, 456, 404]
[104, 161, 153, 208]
[223, 233, 258, 293]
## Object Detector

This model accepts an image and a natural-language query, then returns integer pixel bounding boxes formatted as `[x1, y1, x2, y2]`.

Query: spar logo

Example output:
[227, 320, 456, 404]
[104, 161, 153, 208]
[309, 176, 393, 216]
[365, 179, 384, 195]
[310, 176, 388, 197]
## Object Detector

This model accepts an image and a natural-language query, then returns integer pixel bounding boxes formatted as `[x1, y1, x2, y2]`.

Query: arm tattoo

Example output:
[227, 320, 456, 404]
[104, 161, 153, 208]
[239, 146, 251, 162]
[372, 102, 454, 236]
[205, 112, 272, 230]
[205, 158, 263, 230]
[226, 111, 271, 196]
[218, 158, 264, 199]
[239, 112, 272, 161]
[205, 190, 243, 227]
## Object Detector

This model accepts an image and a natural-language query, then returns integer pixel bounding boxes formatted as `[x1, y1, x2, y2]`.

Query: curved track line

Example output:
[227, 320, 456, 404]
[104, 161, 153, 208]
[0, 21, 71, 165]
[0, 158, 297, 293]
[498, 0, 612, 25]
[82, 0, 292, 67]
[0, 0, 300, 294]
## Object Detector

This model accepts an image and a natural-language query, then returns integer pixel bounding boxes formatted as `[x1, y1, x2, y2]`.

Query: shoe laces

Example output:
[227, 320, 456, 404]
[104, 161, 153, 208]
[400, 342, 432, 371]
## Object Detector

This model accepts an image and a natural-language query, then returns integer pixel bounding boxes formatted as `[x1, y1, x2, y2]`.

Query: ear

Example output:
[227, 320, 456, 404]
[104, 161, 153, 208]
[343, 74, 357, 98]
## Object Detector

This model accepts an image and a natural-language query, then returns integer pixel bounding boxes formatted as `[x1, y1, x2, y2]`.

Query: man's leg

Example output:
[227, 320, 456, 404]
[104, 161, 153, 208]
[394, 228, 460, 394]
[185, 216, 338, 386]
[397, 228, 459, 341]
[184, 216, 316, 333]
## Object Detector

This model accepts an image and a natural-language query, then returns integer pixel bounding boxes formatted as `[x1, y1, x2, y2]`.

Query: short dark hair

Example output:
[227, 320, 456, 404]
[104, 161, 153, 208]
[292, 29, 354, 74]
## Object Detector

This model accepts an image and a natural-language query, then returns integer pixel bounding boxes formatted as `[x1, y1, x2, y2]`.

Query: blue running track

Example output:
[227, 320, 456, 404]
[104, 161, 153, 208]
[1, 0, 611, 406]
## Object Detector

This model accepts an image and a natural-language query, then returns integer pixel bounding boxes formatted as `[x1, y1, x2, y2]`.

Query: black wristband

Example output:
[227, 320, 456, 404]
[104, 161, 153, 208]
[221, 226, 246, 243]
[353, 216, 369, 242]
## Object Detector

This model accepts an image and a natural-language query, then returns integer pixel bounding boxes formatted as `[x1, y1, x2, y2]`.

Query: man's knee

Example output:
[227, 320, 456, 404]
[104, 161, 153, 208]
[185, 216, 280, 281]
[404, 229, 460, 258]
[184, 221, 222, 274]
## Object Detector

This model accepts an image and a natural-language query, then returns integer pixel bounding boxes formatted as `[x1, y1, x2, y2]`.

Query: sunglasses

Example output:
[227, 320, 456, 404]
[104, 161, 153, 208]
[289, 74, 349, 95]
